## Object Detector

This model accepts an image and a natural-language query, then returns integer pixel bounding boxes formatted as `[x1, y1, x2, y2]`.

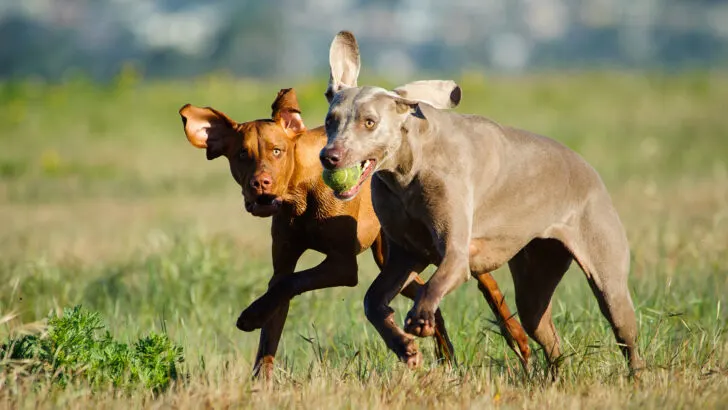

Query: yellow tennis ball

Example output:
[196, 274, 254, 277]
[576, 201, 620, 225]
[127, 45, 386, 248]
[322, 166, 362, 193]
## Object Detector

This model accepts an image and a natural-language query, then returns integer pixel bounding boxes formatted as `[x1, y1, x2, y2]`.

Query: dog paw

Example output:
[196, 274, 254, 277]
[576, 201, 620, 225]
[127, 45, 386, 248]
[405, 350, 422, 369]
[397, 338, 422, 369]
[236, 309, 264, 332]
[404, 308, 436, 338]
[236, 296, 276, 332]
[252, 357, 275, 382]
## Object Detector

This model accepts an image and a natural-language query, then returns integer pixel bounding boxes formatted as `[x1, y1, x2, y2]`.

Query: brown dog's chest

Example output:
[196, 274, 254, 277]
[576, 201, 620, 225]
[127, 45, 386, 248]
[272, 189, 374, 256]
[300, 214, 361, 254]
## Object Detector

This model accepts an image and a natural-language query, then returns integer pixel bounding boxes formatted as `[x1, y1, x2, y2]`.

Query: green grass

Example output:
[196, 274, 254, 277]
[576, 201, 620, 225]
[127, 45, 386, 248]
[0, 71, 727, 408]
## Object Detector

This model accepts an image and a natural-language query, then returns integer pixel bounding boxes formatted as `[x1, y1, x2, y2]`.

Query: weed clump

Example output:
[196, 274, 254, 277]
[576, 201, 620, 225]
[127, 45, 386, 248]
[0, 306, 183, 392]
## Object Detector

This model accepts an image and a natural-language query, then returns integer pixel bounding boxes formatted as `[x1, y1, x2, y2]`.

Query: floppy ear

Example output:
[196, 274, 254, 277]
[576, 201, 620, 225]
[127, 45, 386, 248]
[179, 104, 237, 160]
[394, 97, 421, 116]
[393, 96, 430, 123]
[393, 80, 462, 109]
[271, 88, 306, 137]
[326, 30, 360, 102]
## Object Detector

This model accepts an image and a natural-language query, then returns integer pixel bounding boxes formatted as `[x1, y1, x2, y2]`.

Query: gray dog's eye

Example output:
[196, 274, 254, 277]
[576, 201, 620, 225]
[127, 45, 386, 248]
[364, 119, 376, 129]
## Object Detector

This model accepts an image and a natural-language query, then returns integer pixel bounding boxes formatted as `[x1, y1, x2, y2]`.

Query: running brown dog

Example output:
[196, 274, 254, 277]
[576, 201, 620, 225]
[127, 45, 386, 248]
[179, 87, 530, 378]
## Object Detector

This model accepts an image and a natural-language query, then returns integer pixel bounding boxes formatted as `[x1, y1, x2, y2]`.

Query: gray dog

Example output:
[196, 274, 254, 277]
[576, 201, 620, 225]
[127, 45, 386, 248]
[319, 31, 642, 376]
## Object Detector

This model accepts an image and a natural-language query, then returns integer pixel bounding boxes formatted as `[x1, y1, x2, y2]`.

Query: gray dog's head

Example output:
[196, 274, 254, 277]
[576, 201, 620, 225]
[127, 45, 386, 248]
[319, 31, 461, 200]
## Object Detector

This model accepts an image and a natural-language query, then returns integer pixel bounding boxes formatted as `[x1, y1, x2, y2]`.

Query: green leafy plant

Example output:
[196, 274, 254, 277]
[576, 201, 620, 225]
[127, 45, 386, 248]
[0, 306, 184, 392]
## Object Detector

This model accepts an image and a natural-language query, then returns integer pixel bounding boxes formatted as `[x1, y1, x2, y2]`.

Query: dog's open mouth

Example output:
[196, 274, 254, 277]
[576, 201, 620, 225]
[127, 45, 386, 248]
[334, 158, 377, 201]
[244, 194, 282, 217]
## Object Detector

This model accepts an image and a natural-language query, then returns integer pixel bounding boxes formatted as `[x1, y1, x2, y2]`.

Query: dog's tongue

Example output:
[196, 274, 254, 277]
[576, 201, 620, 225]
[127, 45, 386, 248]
[339, 185, 359, 197]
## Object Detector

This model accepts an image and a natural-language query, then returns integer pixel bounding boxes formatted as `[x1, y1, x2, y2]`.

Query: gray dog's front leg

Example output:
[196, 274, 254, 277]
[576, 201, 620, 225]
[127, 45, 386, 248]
[403, 201, 472, 338]
[364, 242, 427, 368]
[403, 248, 470, 338]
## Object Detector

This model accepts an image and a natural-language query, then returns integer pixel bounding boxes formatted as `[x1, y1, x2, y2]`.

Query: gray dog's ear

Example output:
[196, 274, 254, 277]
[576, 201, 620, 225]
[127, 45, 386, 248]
[393, 80, 461, 109]
[393, 97, 425, 118]
[326, 30, 360, 102]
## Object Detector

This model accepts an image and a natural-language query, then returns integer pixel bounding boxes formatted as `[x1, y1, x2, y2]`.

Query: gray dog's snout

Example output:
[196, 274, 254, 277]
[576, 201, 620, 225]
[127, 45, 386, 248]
[320, 147, 344, 170]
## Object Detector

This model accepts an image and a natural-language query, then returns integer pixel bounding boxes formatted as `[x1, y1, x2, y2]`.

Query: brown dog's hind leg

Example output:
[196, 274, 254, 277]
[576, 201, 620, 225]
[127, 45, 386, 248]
[468, 239, 531, 368]
[473, 271, 531, 368]
[508, 238, 573, 380]
[372, 233, 455, 365]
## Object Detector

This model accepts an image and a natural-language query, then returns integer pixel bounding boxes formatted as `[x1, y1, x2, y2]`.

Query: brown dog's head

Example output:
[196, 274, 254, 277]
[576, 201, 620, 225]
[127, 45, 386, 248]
[179, 89, 306, 217]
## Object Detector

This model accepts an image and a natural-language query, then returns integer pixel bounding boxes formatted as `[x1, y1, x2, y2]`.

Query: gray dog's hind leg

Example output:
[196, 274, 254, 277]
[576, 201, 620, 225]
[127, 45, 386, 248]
[570, 200, 643, 375]
[508, 238, 573, 379]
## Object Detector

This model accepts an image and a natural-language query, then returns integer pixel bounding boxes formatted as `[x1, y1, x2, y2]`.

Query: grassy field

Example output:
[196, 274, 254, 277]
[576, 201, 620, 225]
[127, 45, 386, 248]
[0, 71, 726, 409]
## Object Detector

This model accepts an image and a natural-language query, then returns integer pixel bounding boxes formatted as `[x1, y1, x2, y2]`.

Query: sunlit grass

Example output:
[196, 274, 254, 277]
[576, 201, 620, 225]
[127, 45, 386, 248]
[1, 71, 726, 408]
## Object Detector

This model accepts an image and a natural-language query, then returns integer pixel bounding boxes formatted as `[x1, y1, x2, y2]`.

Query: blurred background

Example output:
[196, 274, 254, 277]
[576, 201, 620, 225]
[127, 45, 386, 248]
[1, 0, 727, 81]
[1, 0, 726, 393]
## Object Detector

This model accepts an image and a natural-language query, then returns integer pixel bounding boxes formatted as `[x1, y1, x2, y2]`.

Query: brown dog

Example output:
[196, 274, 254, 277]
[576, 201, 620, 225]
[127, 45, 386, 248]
[179, 88, 530, 377]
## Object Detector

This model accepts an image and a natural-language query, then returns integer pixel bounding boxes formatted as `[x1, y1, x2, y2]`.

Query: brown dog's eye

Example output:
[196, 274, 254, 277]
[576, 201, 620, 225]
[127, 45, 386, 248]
[364, 119, 376, 129]
[272, 148, 282, 157]
[238, 149, 247, 160]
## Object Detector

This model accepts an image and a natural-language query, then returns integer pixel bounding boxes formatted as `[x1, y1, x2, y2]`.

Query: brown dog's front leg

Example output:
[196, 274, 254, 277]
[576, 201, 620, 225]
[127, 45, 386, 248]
[248, 239, 304, 380]
[237, 253, 358, 332]
[252, 302, 290, 380]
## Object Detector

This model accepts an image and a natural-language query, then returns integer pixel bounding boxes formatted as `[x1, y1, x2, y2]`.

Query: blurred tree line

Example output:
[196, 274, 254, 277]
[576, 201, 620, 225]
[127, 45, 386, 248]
[0, 0, 725, 82]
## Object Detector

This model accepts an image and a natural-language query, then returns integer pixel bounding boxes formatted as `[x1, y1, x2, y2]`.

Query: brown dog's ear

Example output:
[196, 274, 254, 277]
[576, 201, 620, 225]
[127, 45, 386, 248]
[179, 104, 236, 160]
[271, 88, 306, 137]
[326, 30, 360, 102]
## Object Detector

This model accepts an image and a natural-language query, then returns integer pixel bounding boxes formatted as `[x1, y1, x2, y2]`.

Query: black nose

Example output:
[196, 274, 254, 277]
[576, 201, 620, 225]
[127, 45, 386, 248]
[320, 147, 343, 170]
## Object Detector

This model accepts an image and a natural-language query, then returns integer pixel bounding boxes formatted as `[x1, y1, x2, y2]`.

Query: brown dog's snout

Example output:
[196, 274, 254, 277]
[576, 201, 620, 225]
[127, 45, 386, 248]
[250, 173, 273, 192]
[320, 147, 344, 170]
